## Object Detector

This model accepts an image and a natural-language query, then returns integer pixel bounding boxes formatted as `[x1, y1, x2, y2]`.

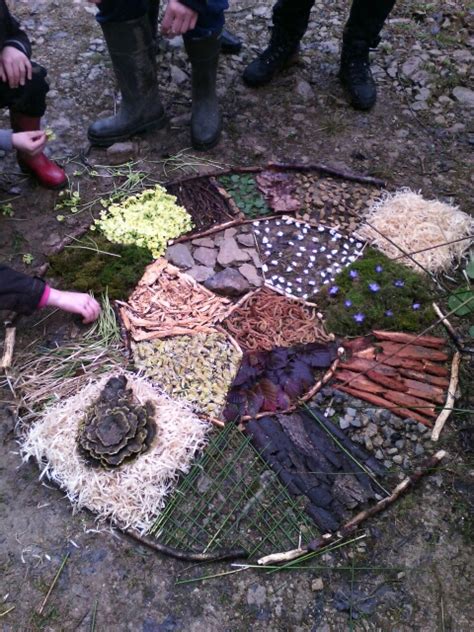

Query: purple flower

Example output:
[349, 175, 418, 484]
[385, 309, 393, 317]
[412, 302, 421, 310]
[393, 279, 405, 288]
[375, 265, 383, 273]
[349, 270, 358, 279]
[344, 299, 352, 308]
[329, 285, 339, 296]
[368, 282, 380, 293]
[353, 312, 365, 323]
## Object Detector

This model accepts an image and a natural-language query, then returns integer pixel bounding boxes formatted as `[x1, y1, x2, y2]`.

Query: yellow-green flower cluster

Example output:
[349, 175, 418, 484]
[95, 185, 193, 258]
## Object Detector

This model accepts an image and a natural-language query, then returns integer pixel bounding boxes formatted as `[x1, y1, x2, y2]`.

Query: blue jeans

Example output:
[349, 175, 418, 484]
[96, 0, 228, 38]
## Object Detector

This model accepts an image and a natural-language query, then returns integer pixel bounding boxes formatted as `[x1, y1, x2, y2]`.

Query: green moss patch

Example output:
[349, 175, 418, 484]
[48, 232, 153, 300]
[318, 249, 436, 336]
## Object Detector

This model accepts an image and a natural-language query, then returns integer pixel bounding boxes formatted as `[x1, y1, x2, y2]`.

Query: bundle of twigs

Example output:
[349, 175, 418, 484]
[118, 259, 232, 342]
[223, 287, 332, 351]
[332, 330, 450, 427]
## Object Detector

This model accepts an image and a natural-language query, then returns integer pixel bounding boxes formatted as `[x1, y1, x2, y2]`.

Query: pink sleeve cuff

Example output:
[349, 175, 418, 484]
[38, 284, 51, 309]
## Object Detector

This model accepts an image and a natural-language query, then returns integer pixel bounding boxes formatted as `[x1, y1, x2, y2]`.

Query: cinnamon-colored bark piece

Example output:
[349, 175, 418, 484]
[399, 369, 449, 388]
[401, 378, 445, 405]
[378, 342, 449, 363]
[336, 385, 433, 427]
[340, 357, 398, 375]
[421, 361, 450, 378]
[372, 330, 446, 349]
[334, 370, 385, 393]
[382, 390, 436, 418]
[376, 354, 426, 371]
[366, 370, 408, 392]
[343, 337, 373, 353]
[353, 347, 376, 360]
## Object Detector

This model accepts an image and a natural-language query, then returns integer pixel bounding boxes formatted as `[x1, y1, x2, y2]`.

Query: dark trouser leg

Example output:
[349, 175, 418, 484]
[0, 63, 48, 117]
[243, 0, 314, 87]
[340, 0, 396, 110]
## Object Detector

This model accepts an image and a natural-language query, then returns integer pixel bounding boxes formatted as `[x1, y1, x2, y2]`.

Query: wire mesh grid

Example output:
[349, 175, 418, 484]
[149, 423, 320, 558]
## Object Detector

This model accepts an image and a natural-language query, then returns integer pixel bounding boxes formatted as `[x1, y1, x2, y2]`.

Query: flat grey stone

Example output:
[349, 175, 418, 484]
[166, 243, 194, 269]
[217, 237, 251, 266]
[105, 141, 136, 165]
[452, 86, 474, 108]
[236, 233, 255, 247]
[339, 417, 351, 430]
[238, 263, 262, 286]
[192, 237, 215, 248]
[187, 265, 214, 283]
[204, 268, 250, 297]
[170, 64, 188, 85]
[193, 246, 217, 267]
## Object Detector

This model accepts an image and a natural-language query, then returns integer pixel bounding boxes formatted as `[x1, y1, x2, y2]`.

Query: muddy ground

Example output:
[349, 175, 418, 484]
[1, 0, 473, 630]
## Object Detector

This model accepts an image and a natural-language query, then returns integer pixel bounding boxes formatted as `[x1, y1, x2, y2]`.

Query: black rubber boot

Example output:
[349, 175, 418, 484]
[88, 16, 166, 146]
[184, 33, 221, 151]
[242, 28, 300, 87]
[339, 39, 376, 110]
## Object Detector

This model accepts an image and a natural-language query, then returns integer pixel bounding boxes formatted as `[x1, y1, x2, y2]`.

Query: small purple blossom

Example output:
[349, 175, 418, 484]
[412, 302, 421, 310]
[375, 265, 383, 273]
[329, 285, 339, 296]
[349, 270, 358, 279]
[368, 282, 381, 293]
[344, 299, 353, 308]
[393, 279, 405, 288]
[353, 312, 365, 323]
[385, 309, 393, 317]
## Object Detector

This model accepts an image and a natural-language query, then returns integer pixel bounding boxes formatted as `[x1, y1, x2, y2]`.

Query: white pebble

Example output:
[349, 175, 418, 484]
[270, 259, 278, 265]
[264, 227, 270, 233]
[262, 264, 268, 272]
[318, 226, 325, 232]
[323, 279, 329, 285]
[309, 255, 316, 262]
[278, 276, 285, 283]
[288, 241, 295, 246]
[296, 277, 302, 283]
[296, 252, 302, 257]
[320, 246, 326, 252]
[308, 280, 316, 286]
[287, 281, 293, 287]
[356, 242, 363, 248]
[286, 266, 293, 273]
[297, 234, 304, 240]
[299, 246, 306, 252]
[320, 271, 326, 277]
[262, 236, 269, 244]
[277, 231, 284, 237]
[303, 269, 309, 275]
[331, 249, 338, 255]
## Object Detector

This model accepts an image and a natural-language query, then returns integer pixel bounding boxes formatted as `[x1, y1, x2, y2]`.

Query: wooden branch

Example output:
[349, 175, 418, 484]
[372, 330, 446, 349]
[431, 351, 461, 442]
[0, 325, 16, 370]
[257, 450, 447, 565]
[165, 162, 386, 188]
[172, 213, 287, 244]
[123, 529, 248, 562]
[432, 302, 464, 351]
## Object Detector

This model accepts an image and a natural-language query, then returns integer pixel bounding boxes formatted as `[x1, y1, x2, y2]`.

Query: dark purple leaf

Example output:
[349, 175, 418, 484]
[275, 389, 291, 410]
[266, 348, 289, 370]
[281, 376, 303, 399]
[247, 385, 265, 416]
[288, 359, 314, 388]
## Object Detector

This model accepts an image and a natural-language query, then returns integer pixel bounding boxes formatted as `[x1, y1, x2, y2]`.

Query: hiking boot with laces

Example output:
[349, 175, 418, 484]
[243, 30, 300, 87]
[339, 40, 377, 110]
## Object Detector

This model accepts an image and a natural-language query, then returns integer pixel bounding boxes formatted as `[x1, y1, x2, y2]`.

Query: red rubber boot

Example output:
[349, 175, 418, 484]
[10, 112, 67, 189]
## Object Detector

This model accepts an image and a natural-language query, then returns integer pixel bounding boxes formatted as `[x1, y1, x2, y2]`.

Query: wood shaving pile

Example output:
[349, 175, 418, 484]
[223, 287, 332, 351]
[20, 372, 211, 533]
[119, 258, 232, 341]
[356, 190, 474, 272]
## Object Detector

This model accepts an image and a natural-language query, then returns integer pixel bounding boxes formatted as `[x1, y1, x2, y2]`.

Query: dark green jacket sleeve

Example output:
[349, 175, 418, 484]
[0, 264, 45, 315]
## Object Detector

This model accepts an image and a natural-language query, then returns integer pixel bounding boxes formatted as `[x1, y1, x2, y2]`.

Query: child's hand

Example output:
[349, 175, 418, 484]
[46, 289, 102, 324]
[0, 46, 32, 88]
[162, 0, 198, 36]
[12, 131, 47, 156]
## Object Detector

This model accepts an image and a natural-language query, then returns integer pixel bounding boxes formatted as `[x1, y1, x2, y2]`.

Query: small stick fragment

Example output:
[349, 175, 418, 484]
[258, 451, 447, 565]
[0, 606, 15, 618]
[0, 325, 16, 369]
[432, 302, 464, 350]
[38, 552, 70, 615]
[366, 370, 408, 392]
[431, 351, 461, 442]
[399, 368, 449, 388]
[378, 342, 449, 363]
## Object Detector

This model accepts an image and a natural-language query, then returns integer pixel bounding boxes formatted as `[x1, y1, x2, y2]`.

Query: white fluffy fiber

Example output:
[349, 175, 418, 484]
[21, 372, 211, 533]
[356, 189, 474, 272]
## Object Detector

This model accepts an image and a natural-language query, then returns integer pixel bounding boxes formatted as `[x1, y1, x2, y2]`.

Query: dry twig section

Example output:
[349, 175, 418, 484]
[431, 352, 461, 442]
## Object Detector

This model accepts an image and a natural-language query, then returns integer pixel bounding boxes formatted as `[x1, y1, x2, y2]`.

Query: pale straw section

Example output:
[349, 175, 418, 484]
[21, 372, 211, 533]
[356, 190, 473, 273]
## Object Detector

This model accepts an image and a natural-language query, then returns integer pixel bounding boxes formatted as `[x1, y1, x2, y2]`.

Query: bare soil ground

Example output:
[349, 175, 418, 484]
[1, 1, 473, 630]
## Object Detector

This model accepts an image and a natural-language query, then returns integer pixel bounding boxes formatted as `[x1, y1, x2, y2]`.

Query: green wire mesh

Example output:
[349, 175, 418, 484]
[149, 423, 320, 559]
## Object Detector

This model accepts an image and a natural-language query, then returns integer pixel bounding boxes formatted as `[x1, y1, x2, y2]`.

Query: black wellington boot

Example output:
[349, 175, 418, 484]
[88, 15, 166, 146]
[184, 33, 222, 151]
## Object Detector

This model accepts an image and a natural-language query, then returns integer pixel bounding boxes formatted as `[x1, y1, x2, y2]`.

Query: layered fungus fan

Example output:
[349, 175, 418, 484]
[77, 375, 156, 468]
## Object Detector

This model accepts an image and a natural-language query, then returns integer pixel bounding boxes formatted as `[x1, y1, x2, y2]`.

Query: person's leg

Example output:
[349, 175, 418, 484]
[242, 0, 314, 87]
[4, 64, 67, 188]
[88, 0, 166, 146]
[339, 0, 396, 110]
[183, 0, 228, 150]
